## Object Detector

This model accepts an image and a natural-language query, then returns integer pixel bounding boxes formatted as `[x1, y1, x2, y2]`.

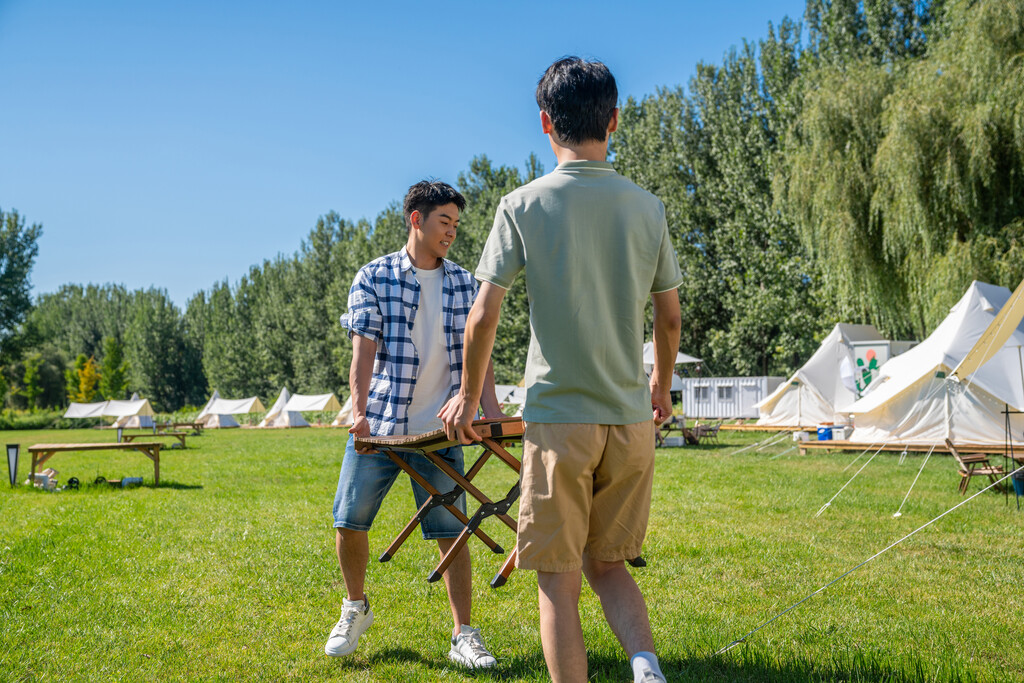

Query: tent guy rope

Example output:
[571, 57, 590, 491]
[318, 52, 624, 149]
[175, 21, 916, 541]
[715, 462, 1024, 657]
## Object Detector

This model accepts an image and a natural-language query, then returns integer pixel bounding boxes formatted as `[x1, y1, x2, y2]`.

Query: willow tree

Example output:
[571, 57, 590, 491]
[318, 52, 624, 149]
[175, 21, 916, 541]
[780, 0, 1022, 339]
[873, 0, 1024, 329]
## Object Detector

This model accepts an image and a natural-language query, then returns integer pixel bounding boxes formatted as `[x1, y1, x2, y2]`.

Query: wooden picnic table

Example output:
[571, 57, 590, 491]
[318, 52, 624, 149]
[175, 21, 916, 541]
[171, 422, 204, 435]
[28, 442, 163, 485]
[122, 430, 188, 448]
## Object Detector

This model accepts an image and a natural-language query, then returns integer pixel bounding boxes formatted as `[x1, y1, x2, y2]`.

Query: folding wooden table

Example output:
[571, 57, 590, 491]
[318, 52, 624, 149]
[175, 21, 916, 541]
[355, 417, 524, 588]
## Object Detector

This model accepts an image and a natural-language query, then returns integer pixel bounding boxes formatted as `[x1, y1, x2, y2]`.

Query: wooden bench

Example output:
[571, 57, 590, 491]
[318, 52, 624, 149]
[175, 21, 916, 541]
[122, 431, 188, 448]
[28, 442, 163, 486]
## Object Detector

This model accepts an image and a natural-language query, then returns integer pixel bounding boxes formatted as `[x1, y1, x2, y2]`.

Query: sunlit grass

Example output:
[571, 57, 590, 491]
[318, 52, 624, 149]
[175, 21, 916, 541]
[1, 427, 1021, 681]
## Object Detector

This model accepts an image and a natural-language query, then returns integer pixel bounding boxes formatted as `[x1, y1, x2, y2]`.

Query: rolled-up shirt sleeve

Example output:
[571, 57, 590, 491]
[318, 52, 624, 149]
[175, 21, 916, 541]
[651, 203, 684, 293]
[340, 269, 383, 343]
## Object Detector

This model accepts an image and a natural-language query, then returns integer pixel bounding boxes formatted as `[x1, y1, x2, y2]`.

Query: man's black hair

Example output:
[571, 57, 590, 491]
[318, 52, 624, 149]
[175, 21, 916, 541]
[535, 56, 618, 145]
[403, 180, 466, 232]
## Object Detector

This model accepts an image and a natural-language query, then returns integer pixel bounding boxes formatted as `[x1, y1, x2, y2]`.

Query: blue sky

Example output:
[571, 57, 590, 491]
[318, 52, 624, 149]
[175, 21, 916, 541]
[0, 0, 806, 308]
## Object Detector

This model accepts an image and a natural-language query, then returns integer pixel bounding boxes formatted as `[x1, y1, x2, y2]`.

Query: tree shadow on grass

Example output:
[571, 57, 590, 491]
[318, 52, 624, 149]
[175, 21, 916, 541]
[148, 481, 203, 491]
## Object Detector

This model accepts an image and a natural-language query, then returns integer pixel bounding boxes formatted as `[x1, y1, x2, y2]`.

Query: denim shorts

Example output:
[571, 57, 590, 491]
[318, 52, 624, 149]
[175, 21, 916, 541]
[332, 433, 467, 539]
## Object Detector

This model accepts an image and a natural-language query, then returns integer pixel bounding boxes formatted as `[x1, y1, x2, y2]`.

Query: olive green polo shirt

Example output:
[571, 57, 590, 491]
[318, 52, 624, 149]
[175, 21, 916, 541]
[476, 160, 684, 424]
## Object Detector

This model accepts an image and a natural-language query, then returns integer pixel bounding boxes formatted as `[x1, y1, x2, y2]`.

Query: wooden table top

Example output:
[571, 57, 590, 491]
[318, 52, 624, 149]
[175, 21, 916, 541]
[356, 417, 524, 450]
[29, 442, 164, 452]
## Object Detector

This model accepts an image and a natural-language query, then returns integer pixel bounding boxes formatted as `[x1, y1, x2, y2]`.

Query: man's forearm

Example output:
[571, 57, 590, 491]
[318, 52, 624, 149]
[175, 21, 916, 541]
[349, 335, 377, 420]
[460, 283, 506, 406]
[461, 308, 499, 405]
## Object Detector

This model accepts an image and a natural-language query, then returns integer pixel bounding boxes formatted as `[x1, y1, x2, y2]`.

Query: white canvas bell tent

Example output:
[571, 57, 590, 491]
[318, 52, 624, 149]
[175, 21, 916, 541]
[64, 402, 108, 419]
[64, 397, 155, 425]
[756, 324, 887, 428]
[274, 392, 342, 427]
[331, 396, 353, 427]
[111, 393, 156, 428]
[259, 387, 309, 428]
[195, 390, 219, 424]
[846, 281, 1024, 445]
[196, 390, 266, 428]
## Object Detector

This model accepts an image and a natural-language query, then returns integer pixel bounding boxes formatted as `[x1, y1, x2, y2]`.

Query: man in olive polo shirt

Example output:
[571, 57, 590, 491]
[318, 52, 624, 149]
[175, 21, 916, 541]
[439, 57, 683, 683]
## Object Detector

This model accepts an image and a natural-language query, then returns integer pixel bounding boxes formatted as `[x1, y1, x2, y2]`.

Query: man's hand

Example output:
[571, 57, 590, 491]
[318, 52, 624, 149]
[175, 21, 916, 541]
[650, 382, 673, 426]
[438, 392, 482, 445]
[348, 416, 376, 453]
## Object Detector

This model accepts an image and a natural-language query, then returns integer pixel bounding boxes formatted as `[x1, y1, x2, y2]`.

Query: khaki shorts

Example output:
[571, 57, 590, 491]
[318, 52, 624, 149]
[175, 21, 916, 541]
[515, 421, 656, 573]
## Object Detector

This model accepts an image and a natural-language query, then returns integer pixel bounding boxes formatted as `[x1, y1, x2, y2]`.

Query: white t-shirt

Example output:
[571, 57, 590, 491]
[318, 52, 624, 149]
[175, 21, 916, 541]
[404, 265, 452, 435]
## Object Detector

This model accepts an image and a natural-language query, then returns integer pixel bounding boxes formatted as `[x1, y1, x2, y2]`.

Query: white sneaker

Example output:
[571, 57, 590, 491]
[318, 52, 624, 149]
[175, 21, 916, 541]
[324, 596, 374, 657]
[448, 625, 497, 669]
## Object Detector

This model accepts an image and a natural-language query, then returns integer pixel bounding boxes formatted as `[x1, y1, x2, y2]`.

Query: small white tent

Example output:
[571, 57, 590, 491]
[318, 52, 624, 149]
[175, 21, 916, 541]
[278, 393, 342, 426]
[641, 342, 701, 373]
[64, 402, 108, 419]
[259, 387, 309, 428]
[195, 390, 219, 425]
[64, 397, 155, 425]
[846, 281, 1024, 444]
[111, 393, 156, 429]
[196, 391, 266, 428]
[756, 324, 887, 427]
[283, 393, 341, 414]
[331, 396, 353, 427]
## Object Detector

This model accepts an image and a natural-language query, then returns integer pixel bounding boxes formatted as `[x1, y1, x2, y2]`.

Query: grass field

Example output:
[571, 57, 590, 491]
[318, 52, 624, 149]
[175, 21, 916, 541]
[1, 427, 1022, 682]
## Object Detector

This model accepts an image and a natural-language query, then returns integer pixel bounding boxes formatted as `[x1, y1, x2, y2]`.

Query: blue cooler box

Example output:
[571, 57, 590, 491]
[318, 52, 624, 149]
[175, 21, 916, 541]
[816, 426, 833, 441]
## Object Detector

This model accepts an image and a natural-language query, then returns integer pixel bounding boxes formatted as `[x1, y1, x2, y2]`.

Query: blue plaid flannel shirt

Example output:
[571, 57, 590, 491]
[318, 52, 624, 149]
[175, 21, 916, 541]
[339, 247, 478, 436]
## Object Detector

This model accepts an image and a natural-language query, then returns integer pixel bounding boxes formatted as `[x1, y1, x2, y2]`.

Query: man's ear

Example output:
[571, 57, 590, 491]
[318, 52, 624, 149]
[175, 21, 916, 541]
[540, 110, 554, 135]
[607, 108, 619, 135]
[409, 209, 422, 231]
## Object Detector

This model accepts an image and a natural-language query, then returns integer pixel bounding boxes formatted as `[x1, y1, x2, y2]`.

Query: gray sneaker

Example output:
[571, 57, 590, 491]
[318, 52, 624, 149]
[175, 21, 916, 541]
[324, 596, 374, 657]
[448, 625, 497, 669]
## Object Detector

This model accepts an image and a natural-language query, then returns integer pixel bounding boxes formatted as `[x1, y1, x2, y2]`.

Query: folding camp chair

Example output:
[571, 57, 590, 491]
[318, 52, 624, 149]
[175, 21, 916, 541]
[945, 439, 1005, 495]
[356, 417, 525, 588]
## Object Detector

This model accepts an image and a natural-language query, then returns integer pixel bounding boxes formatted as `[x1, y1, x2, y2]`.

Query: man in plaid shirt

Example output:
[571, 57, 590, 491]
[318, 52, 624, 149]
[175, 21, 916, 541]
[325, 180, 503, 668]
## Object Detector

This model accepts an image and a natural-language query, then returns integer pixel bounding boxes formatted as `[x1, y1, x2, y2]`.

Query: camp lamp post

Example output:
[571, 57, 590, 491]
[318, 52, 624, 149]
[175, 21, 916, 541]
[6, 444, 19, 487]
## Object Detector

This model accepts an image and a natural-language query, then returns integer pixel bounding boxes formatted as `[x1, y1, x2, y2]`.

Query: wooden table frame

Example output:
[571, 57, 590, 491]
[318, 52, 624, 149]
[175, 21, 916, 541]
[171, 422, 204, 435]
[356, 417, 524, 588]
[28, 442, 163, 485]
[122, 431, 188, 448]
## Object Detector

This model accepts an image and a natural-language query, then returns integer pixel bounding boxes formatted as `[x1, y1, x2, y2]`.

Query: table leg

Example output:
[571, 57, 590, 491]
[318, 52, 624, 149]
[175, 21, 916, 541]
[379, 484, 476, 562]
[491, 550, 517, 588]
[428, 482, 520, 583]
[381, 449, 503, 554]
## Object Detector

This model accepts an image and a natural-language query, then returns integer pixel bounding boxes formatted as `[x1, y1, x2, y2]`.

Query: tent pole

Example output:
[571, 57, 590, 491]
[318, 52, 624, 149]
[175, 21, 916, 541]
[944, 380, 952, 442]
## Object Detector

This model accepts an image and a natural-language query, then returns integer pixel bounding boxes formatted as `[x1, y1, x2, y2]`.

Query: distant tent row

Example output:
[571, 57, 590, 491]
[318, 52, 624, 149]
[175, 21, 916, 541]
[196, 388, 345, 428]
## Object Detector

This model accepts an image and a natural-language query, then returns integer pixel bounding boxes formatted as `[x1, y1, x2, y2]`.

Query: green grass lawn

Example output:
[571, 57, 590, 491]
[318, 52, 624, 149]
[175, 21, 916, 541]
[1, 427, 1021, 682]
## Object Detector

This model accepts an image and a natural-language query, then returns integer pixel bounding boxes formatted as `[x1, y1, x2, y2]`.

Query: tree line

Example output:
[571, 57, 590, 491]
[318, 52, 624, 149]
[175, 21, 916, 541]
[3, 0, 1022, 413]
